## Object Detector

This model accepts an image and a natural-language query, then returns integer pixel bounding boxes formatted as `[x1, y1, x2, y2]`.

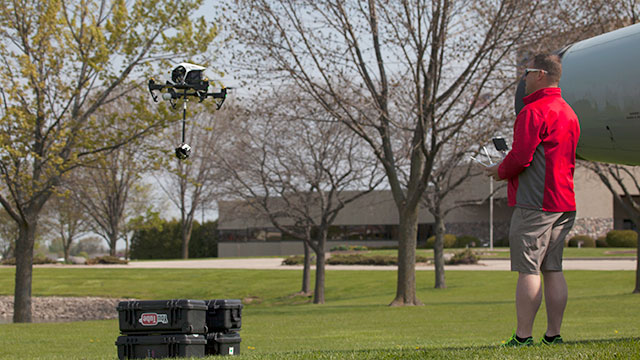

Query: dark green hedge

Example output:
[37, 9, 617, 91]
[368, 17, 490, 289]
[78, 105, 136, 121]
[606, 230, 638, 248]
[596, 236, 608, 248]
[130, 219, 218, 259]
[567, 235, 596, 248]
[455, 235, 481, 248]
[424, 234, 457, 249]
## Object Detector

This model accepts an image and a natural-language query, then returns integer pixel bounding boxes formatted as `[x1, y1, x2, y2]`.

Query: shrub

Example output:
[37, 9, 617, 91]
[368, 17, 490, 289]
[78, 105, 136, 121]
[1, 255, 57, 265]
[446, 249, 479, 265]
[326, 254, 429, 265]
[327, 254, 393, 265]
[596, 236, 608, 248]
[494, 237, 510, 247]
[86, 256, 128, 265]
[367, 245, 398, 250]
[281, 255, 315, 265]
[425, 234, 457, 249]
[606, 230, 638, 248]
[455, 235, 480, 248]
[567, 235, 596, 248]
[329, 245, 368, 252]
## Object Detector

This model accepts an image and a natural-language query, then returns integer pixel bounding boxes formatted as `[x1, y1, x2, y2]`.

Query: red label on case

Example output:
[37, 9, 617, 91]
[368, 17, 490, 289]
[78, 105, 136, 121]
[139, 313, 168, 326]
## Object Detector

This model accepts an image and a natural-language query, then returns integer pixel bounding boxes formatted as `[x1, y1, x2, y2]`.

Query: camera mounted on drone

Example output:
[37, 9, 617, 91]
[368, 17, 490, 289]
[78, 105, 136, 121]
[148, 63, 229, 160]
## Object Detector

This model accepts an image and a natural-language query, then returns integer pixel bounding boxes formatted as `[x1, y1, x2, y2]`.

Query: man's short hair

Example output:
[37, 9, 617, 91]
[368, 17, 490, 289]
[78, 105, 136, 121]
[533, 53, 562, 84]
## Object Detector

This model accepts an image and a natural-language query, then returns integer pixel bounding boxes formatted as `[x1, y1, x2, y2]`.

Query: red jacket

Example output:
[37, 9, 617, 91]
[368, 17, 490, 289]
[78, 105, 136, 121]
[498, 87, 580, 212]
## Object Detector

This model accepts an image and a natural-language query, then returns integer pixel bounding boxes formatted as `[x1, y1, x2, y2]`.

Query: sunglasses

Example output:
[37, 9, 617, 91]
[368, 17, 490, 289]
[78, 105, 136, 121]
[524, 68, 547, 76]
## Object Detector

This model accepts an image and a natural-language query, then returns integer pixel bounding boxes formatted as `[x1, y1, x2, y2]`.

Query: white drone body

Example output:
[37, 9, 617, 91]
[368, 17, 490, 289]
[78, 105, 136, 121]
[171, 63, 207, 86]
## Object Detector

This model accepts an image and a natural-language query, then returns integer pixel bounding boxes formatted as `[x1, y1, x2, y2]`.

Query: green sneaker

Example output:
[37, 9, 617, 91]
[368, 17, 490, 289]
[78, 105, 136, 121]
[541, 335, 563, 345]
[501, 332, 534, 347]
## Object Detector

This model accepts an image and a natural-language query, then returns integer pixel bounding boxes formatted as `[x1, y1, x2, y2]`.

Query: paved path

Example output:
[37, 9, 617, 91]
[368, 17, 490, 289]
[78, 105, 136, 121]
[45, 257, 637, 271]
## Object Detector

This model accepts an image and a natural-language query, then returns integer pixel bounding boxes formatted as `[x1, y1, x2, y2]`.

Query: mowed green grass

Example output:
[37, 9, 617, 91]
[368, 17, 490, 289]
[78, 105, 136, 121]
[0, 267, 638, 359]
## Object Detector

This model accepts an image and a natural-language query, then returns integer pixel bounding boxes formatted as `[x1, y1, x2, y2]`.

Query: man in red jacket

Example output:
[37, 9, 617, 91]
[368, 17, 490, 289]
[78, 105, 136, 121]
[486, 53, 580, 347]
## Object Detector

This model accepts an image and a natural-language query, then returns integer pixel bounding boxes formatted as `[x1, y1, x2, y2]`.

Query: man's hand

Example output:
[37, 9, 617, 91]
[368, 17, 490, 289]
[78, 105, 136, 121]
[485, 163, 504, 181]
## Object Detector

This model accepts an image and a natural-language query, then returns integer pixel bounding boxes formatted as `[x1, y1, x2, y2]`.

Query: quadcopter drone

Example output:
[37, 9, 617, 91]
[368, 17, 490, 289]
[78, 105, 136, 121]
[148, 63, 228, 160]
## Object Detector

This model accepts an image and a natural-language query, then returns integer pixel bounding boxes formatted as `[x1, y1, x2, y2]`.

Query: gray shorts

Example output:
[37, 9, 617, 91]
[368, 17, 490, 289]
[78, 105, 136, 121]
[509, 207, 576, 274]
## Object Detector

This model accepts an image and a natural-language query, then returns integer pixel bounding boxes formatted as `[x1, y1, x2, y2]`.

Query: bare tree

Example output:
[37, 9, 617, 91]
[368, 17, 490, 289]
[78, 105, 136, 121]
[70, 140, 150, 256]
[44, 193, 90, 262]
[155, 105, 229, 259]
[581, 161, 640, 293]
[219, 92, 382, 304]
[229, 0, 550, 305]
[419, 87, 514, 287]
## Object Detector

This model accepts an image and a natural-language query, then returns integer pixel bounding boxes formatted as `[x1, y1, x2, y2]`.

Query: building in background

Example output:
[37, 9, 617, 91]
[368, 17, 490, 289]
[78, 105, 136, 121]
[218, 165, 632, 257]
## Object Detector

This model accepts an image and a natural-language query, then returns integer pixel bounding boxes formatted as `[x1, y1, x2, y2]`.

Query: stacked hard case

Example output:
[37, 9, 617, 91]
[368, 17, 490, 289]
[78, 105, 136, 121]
[205, 299, 243, 356]
[115, 299, 242, 359]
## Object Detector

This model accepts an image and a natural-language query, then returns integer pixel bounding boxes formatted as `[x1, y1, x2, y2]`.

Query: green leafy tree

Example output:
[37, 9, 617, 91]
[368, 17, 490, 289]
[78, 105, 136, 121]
[0, 0, 218, 322]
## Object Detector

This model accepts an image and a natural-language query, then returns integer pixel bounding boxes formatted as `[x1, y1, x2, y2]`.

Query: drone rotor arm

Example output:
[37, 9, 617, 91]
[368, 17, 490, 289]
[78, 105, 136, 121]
[201, 88, 227, 109]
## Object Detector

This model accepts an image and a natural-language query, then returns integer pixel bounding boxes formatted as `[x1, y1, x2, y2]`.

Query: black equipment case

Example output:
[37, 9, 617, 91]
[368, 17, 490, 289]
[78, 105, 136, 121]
[206, 332, 242, 356]
[116, 334, 206, 359]
[205, 299, 243, 332]
[117, 299, 208, 334]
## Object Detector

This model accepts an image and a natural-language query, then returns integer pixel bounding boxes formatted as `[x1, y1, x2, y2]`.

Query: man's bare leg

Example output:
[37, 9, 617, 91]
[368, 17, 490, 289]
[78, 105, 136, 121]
[542, 271, 568, 336]
[516, 273, 542, 338]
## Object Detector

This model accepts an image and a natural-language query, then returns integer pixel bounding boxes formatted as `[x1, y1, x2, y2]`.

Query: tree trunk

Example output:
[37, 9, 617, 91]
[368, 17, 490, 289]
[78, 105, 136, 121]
[634, 232, 639, 294]
[13, 219, 37, 323]
[301, 240, 311, 295]
[109, 233, 118, 256]
[63, 243, 71, 263]
[181, 221, 194, 259]
[433, 212, 446, 289]
[390, 204, 423, 306]
[313, 247, 326, 304]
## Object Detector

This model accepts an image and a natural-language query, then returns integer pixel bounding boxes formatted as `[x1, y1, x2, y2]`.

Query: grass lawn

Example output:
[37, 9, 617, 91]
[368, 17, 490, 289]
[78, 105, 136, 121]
[0, 268, 638, 359]
[365, 247, 638, 259]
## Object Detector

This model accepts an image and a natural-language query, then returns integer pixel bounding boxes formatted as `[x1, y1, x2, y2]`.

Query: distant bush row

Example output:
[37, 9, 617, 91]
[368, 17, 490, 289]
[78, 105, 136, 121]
[1, 255, 57, 266]
[86, 256, 128, 265]
[282, 254, 429, 266]
[567, 230, 637, 248]
[327, 254, 429, 265]
[329, 245, 368, 251]
[1, 255, 128, 266]
[282, 251, 480, 266]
